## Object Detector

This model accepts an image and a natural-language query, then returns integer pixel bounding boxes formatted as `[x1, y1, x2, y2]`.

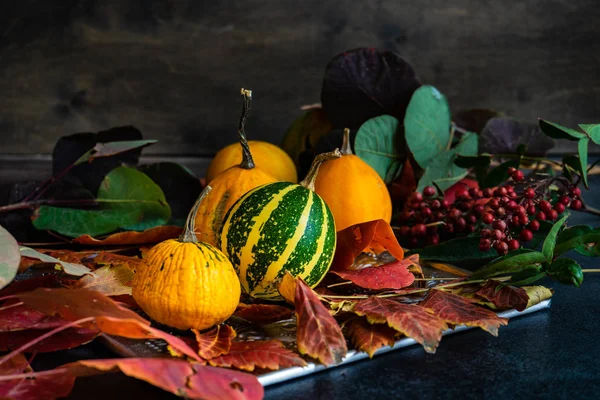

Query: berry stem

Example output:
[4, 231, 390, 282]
[582, 269, 600, 273]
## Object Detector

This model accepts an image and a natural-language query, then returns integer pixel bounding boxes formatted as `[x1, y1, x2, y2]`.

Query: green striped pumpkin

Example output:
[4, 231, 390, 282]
[219, 181, 337, 299]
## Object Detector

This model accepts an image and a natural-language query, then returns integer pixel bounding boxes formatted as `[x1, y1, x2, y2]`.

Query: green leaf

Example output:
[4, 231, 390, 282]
[502, 267, 546, 287]
[0, 225, 20, 290]
[411, 237, 497, 267]
[554, 225, 600, 257]
[482, 159, 520, 189]
[541, 215, 569, 261]
[471, 249, 547, 279]
[74, 140, 158, 165]
[578, 138, 590, 188]
[576, 242, 600, 257]
[20, 246, 94, 276]
[355, 115, 401, 182]
[548, 258, 583, 287]
[405, 85, 451, 168]
[579, 124, 600, 145]
[539, 119, 586, 141]
[33, 167, 171, 237]
[454, 155, 491, 186]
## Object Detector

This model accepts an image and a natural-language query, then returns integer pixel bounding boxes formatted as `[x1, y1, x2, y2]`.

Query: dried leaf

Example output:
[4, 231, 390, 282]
[0, 365, 75, 400]
[0, 275, 63, 297]
[82, 252, 142, 271]
[345, 316, 396, 358]
[0, 327, 99, 353]
[330, 258, 415, 290]
[475, 280, 529, 311]
[353, 296, 447, 353]
[63, 358, 263, 400]
[523, 286, 554, 309]
[332, 220, 405, 272]
[19, 247, 94, 277]
[420, 290, 508, 336]
[68, 265, 134, 296]
[193, 324, 236, 359]
[0, 225, 20, 291]
[277, 271, 297, 305]
[295, 278, 347, 365]
[72, 225, 182, 246]
[0, 304, 67, 332]
[0, 352, 31, 374]
[234, 304, 294, 325]
[208, 340, 307, 371]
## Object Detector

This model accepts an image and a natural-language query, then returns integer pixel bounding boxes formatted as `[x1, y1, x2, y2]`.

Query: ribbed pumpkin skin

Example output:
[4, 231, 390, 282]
[206, 140, 298, 183]
[219, 181, 336, 300]
[132, 240, 240, 330]
[314, 154, 392, 231]
[194, 166, 277, 247]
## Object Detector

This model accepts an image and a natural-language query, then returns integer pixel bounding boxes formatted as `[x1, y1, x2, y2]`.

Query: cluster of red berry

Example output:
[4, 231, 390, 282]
[395, 167, 584, 255]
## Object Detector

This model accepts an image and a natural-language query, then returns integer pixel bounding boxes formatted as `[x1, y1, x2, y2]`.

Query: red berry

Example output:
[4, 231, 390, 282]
[492, 229, 503, 240]
[423, 186, 436, 197]
[529, 220, 540, 232]
[481, 229, 492, 238]
[434, 212, 445, 221]
[500, 196, 510, 205]
[506, 200, 518, 211]
[441, 199, 450, 209]
[421, 207, 433, 218]
[536, 211, 547, 221]
[511, 215, 521, 226]
[495, 187, 508, 197]
[509, 191, 518, 199]
[483, 188, 494, 198]
[571, 187, 582, 197]
[488, 198, 500, 210]
[496, 207, 506, 217]
[548, 209, 558, 221]
[519, 229, 534, 242]
[427, 235, 440, 245]
[505, 185, 514, 193]
[454, 217, 467, 231]
[527, 205, 537, 215]
[467, 214, 478, 225]
[521, 215, 530, 225]
[508, 167, 517, 174]
[539, 200, 552, 213]
[512, 170, 525, 182]
[495, 241, 509, 255]
[457, 201, 470, 211]
[468, 188, 479, 198]
[524, 188, 536, 199]
[409, 200, 422, 209]
[431, 199, 442, 209]
[516, 205, 526, 216]
[448, 208, 461, 220]
[559, 196, 571, 205]
[479, 238, 492, 251]
[554, 203, 565, 213]
[411, 224, 427, 237]
[443, 223, 454, 234]
[482, 213, 494, 224]
[473, 204, 485, 215]
[455, 188, 469, 200]
[409, 237, 419, 247]
[507, 239, 520, 250]
[571, 199, 583, 210]
[493, 219, 507, 231]
[399, 226, 411, 236]
[411, 192, 423, 202]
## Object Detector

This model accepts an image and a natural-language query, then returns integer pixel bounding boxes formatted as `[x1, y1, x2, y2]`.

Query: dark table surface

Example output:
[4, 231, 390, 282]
[31, 186, 600, 400]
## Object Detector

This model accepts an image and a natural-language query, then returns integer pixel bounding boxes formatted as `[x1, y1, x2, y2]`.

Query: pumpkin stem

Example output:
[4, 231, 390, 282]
[341, 128, 353, 155]
[300, 149, 342, 191]
[238, 88, 255, 170]
[180, 186, 213, 243]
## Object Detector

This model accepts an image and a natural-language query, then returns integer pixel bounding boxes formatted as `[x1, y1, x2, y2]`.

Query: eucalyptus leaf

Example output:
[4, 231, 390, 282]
[554, 225, 600, 257]
[471, 249, 547, 279]
[480, 117, 554, 156]
[355, 115, 401, 182]
[20, 246, 94, 276]
[578, 138, 590, 188]
[405, 85, 451, 168]
[579, 124, 600, 145]
[541, 215, 569, 261]
[33, 167, 171, 237]
[539, 119, 586, 141]
[0, 225, 20, 290]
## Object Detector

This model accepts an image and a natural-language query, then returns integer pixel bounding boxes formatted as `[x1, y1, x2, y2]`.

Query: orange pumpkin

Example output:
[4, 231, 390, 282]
[314, 128, 392, 231]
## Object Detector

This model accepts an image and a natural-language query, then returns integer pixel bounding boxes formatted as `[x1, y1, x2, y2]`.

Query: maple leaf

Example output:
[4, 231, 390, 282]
[277, 271, 296, 304]
[67, 265, 134, 296]
[72, 225, 182, 245]
[208, 340, 307, 371]
[295, 278, 347, 365]
[331, 219, 405, 272]
[420, 289, 508, 336]
[193, 324, 236, 359]
[345, 316, 396, 358]
[353, 296, 447, 353]
[234, 304, 293, 325]
[0, 327, 98, 353]
[475, 280, 529, 311]
[330, 258, 415, 290]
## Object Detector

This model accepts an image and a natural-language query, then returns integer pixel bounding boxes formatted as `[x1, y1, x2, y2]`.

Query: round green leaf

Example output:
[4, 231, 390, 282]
[354, 115, 400, 182]
[0, 225, 20, 290]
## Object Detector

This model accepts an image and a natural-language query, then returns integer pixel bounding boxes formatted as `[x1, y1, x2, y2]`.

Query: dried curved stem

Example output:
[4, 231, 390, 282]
[238, 88, 255, 170]
[299, 149, 342, 191]
[180, 186, 212, 243]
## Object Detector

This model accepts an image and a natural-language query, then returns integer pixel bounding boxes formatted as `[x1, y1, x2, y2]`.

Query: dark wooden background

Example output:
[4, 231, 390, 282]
[1, 0, 599, 158]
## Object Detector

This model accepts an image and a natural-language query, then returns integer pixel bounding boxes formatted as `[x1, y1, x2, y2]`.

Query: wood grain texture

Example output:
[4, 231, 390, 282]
[0, 0, 599, 155]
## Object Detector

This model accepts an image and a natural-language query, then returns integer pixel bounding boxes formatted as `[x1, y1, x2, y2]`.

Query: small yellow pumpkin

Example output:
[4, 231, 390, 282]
[313, 128, 393, 231]
[206, 140, 298, 184]
[132, 186, 241, 330]
[195, 89, 278, 246]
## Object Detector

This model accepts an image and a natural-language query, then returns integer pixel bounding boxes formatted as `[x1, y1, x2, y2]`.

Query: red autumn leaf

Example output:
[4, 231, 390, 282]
[420, 289, 509, 336]
[474, 280, 529, 312]
[331, 219, 405, 272]
[0, 275, 63, 297]
[193, 324, 236, 359]
[330, 258, 415, 290]
[63, 358, 263, 400]
[0, 303, 66, 332]
[0, 327, 99, 353]
[208, 340, 307, 371]
[444, 178, 479, 204]
[388, 158, 417, 204]
[345, 316, 396, 358]
[295, 278, 347, 365]
[0, 363, 75, 400]
[67, 265, 134, 296]
[234, 304, 294, 325]
[72, 225, 182, 246]
[353, 296, 448, 353]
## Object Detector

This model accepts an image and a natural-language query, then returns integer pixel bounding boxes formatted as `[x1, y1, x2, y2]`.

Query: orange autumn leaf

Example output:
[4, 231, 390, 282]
[345, 316, 396, 358]
[295, 278, 347, 365]
[72, 225, 182, 246]
[474, 280, 529, 312]
[208, 340, 307, 371]
[277, 271, 296, 304]
[193, 324, 236, 360]
[420, 289, 509, 336]
[234, 304, 293, 325]
[67, 265, 134, 296]
[331, 219, 404, 272]
[353, 296, 448, 354]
